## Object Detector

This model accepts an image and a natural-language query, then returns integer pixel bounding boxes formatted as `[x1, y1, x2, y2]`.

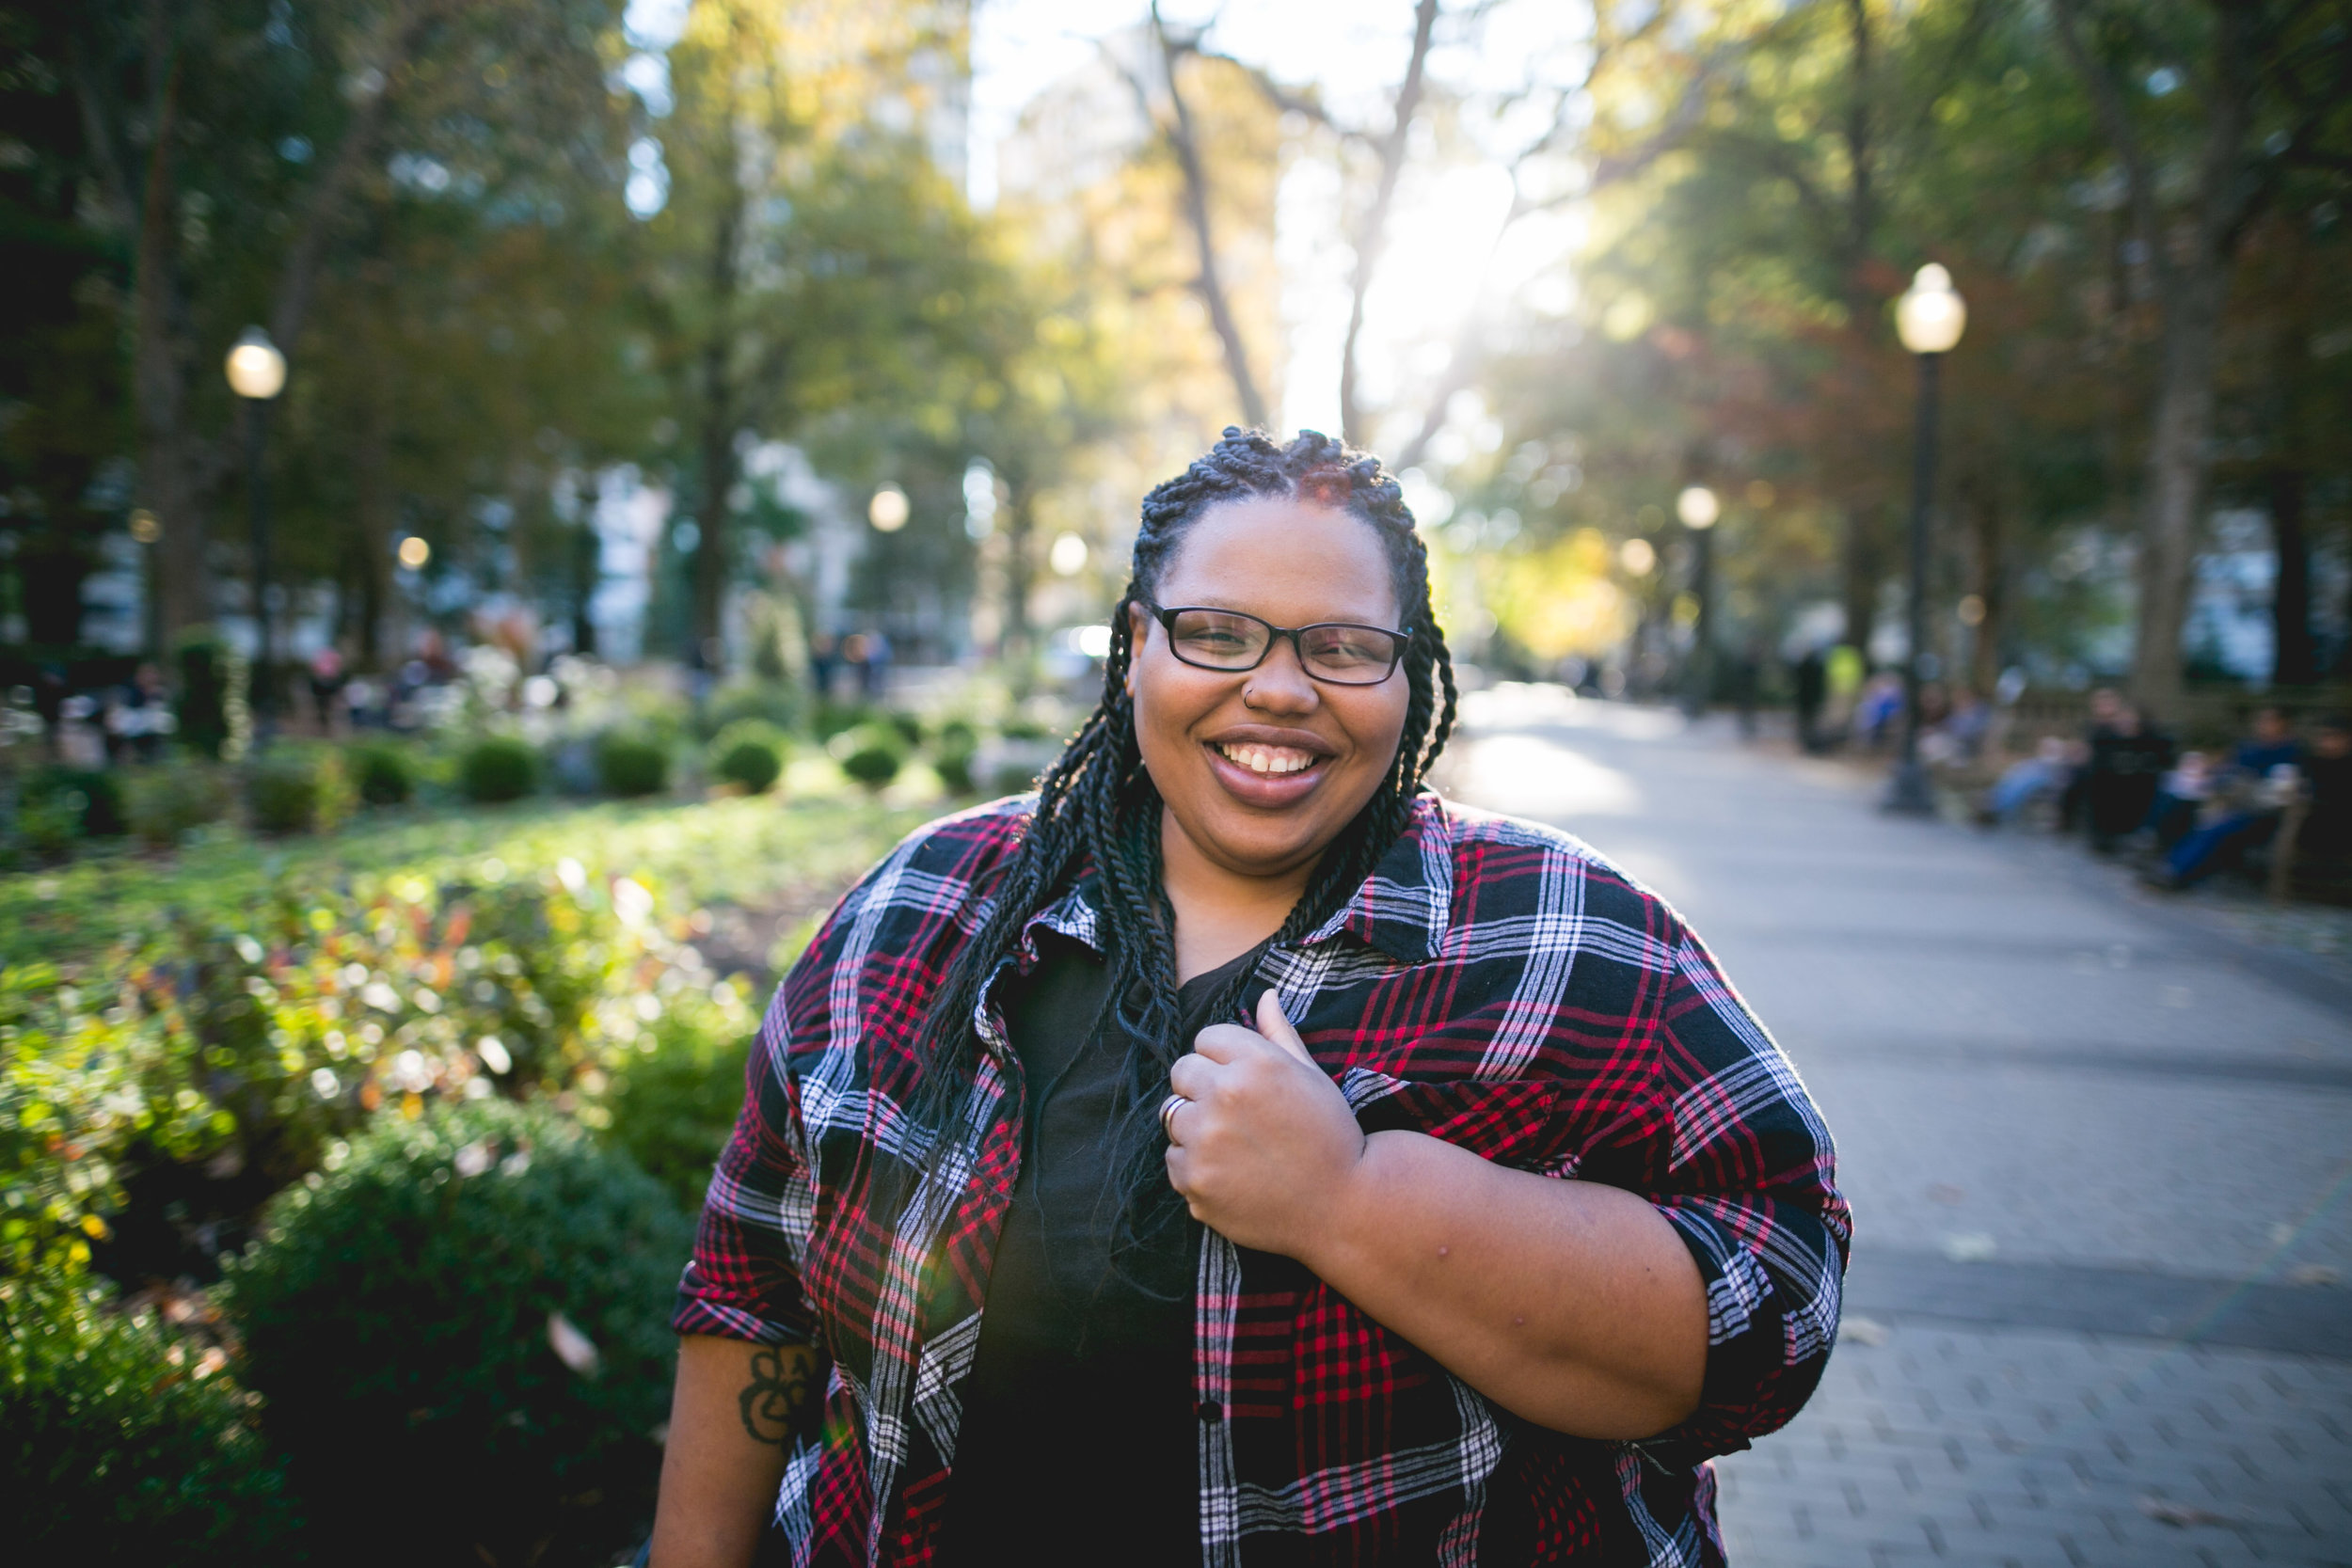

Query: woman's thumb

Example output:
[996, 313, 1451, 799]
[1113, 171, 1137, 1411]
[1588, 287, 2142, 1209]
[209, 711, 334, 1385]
[1255, 989, 1317, 1067]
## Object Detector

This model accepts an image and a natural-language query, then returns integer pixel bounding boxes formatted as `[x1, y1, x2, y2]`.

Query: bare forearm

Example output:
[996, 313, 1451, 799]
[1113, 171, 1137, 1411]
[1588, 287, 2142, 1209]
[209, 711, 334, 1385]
[1299, 1131, 1708, 1439]
[649, 1335, 816, 1568]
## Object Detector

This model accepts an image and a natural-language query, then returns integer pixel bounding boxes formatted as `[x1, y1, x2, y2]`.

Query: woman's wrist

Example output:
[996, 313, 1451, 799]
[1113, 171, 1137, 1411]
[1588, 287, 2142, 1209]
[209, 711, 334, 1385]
[1289, 1127, 1404, 1279]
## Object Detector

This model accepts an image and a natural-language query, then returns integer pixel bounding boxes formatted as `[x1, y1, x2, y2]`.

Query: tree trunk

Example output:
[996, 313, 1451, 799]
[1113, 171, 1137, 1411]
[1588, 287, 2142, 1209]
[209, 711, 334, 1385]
[131, 48, 210, 644]
[572, 471, 601, 657]
[1841, 507, 1881, 654]
[1970, 491, 2004, 698]
[2127, 266, 2225, 721]
[353, 374, 395, 668]
[1147, 17, 1269, 431]
[1001, 479, 1036, 663]
[691, 415, 735, 670]
[1336, 0, 1440, 446]
[2267, 466, 2313, 687]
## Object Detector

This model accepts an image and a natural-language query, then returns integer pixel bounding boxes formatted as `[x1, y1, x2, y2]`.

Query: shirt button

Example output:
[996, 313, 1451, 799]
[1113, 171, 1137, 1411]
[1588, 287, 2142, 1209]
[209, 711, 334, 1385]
[1196, 1401, 1223, 1424]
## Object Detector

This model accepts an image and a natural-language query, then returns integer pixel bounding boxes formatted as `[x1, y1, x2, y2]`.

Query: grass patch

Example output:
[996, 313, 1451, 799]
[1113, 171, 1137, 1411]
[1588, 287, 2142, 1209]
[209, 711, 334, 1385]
[1, 792, 934, 971]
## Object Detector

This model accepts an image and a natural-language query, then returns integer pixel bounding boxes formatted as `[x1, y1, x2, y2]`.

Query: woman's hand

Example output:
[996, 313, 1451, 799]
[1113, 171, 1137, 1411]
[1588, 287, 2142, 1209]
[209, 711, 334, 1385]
[1164, 990, 1366, 1258]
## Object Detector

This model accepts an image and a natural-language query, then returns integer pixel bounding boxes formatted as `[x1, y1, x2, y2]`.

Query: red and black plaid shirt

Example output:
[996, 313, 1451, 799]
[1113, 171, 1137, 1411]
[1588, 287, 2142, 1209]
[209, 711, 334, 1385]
[676, 792, 1849, 1565]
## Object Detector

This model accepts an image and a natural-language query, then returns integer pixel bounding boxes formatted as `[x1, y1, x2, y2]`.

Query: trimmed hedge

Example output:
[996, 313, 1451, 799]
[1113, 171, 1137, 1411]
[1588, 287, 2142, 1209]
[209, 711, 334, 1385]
[345, 741, 417, 807]
[709, 721, 787, 796]
[226, 1098, 690, 1566]
[247, 746, 352, 835]
[124, 757, 234, 846]
[829, 721, 906, 791]
[595, 731, 669, 799]
[2, 1275, 303, 1565]
[460, 736, 541, 803]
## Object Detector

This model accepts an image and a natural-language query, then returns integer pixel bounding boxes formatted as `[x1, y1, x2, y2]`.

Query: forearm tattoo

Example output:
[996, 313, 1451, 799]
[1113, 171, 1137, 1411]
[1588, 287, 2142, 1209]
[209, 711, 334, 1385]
[738, 1343, 818, 1446]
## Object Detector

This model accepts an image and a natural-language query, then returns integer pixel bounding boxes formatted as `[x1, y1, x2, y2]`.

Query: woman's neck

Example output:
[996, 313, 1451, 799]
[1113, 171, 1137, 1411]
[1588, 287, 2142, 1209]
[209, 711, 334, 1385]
[1157, 806, 1317, 984]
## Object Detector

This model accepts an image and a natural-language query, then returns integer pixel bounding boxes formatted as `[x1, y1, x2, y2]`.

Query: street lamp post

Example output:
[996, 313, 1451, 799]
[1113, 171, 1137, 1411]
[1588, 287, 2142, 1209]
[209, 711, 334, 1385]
[226, 327, 288, 739]
[1677, 484, 1719, 718]
[1884, 264, 1966, 816]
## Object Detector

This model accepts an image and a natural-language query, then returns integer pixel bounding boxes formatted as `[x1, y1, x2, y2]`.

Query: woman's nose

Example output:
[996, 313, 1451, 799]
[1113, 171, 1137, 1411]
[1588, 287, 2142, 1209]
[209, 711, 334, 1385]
[1242, 640, 1319, 713]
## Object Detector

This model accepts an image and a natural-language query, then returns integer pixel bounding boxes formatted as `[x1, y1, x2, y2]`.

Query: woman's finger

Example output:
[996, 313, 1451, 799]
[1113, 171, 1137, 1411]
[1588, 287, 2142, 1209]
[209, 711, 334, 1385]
[1168, 1052, 1218, 1101]
[1190, 1022, 1261, 1064]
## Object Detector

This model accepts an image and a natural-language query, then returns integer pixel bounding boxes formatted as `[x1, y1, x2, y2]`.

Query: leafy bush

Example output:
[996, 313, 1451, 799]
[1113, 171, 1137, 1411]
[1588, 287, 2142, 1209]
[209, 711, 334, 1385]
[700, 677, 800, 741]
[2, 1275, 304, 1565]
[811, 698, 875, 742]
[830, 721, 906, 791]
[10, 793, 77, 862]
[593, 982, 756, 1210]
[24, 765, 128, 839]
[345, 741, 416, 806]
[884, 709, 925, 749]
[123, 757, 235, 847]
[709, 720, 787, 795]
[596, 731, 670, 799]
[1, 962, 223, 1275]
[225, 1099, 689, 1566]
[932, 720, 978, 795]
[246, 746, 351, 835]
[460, 735, 540, 803]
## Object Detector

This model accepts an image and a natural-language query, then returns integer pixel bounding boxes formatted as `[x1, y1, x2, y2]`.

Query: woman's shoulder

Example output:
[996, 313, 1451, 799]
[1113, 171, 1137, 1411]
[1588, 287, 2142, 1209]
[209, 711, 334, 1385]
[836, 793, 1038, 915]
[1421, 793, 1687, 936]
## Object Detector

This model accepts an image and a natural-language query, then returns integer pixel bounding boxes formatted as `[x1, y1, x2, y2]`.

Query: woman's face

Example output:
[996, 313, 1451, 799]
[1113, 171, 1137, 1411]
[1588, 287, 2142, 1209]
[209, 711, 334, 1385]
[1127, 495, 1412, 883]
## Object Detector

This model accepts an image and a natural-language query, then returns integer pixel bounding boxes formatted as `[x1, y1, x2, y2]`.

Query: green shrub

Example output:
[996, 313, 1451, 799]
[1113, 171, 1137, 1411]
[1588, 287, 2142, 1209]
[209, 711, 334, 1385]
[124, 757, 234, 847]
[246, 746, 350, 835]
[709, 720, 787, 795]
[596, 731, 670, 798]
[225, 1098, 690, 1567]
[700, 677, 800, 741]
[24, 765, 128, 839]
[931, 720, 978, 795]
[11, 794, 77, 861]
[459, 735, 540, 803]
[1, 1274, 303, 1565]
[829, 721, 905, 792]
[884, 709, 924, 749]
[811, 698, 874, 741]
[594, 987, 755, 1210]
[345, 741, 416, 806]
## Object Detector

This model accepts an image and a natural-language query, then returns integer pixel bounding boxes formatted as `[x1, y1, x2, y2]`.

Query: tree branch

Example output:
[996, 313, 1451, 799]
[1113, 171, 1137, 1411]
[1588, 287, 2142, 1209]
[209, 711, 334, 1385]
[2048, 0, 2171, 293]
[1338, 0, 1442, 445]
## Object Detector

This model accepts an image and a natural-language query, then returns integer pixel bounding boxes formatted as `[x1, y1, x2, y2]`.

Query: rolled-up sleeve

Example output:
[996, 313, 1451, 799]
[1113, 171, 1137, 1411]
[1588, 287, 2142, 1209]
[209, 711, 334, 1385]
[1645, 930, 1850, 1461]
[672, 981, 819, 1346]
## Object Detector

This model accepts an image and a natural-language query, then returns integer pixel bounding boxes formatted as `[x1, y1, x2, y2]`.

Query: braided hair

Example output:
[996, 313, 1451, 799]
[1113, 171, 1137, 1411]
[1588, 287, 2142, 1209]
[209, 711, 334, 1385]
[902, 427, 1459, 1265]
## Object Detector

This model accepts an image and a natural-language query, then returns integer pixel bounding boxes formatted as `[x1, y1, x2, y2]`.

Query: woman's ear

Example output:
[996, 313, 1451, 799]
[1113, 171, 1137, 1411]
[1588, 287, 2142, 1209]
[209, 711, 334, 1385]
[1124, 601, 1151, 698]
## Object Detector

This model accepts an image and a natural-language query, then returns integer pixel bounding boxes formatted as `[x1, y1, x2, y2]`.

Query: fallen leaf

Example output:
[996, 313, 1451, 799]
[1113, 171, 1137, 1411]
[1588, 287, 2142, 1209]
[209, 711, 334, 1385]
[548, 1310, 601, 1377]
[2137, 1497, 2227, 1528]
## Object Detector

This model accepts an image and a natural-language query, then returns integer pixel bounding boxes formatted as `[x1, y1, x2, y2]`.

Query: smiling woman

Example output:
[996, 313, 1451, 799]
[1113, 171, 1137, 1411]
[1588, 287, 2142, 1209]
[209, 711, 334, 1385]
[651, 430, 1849, 1568]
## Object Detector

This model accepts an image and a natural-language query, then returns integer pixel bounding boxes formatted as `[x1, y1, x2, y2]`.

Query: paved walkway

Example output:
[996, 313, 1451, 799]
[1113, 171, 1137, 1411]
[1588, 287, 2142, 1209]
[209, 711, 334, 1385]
[1440, 687, 2352, 1568]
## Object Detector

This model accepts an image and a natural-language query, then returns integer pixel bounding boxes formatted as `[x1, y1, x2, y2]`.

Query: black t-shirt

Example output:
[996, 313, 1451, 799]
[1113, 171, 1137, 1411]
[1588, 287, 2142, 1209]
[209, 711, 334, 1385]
[938, 931, 1259, 1565]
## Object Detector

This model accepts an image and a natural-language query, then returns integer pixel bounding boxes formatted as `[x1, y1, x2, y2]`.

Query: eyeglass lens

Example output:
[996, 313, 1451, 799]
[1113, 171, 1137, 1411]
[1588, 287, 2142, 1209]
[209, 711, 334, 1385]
[1166, 609, 1399, 682]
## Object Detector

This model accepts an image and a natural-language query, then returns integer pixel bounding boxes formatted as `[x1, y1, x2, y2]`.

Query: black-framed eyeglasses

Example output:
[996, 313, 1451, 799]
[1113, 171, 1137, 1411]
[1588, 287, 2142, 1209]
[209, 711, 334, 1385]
[1144, 602, 1411, 686]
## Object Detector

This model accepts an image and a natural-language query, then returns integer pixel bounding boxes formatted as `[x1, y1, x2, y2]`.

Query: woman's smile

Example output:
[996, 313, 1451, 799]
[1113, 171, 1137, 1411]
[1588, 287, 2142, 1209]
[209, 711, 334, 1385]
[1202, 724, 1336, 805]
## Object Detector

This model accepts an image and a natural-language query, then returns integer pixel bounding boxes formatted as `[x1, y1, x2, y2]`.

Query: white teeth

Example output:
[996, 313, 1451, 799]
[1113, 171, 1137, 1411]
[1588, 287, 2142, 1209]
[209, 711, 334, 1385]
[1216, 743, 1316, 775]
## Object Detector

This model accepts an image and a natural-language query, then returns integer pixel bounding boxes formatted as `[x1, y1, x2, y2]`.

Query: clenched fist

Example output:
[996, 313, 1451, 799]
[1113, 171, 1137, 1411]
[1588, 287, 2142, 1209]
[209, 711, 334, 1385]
[1163, 990, 1367, 1259]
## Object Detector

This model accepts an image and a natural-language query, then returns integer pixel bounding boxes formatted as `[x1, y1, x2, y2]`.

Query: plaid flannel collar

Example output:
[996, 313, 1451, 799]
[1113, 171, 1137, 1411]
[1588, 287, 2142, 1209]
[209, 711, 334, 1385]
[1013, 790, 1457, 969]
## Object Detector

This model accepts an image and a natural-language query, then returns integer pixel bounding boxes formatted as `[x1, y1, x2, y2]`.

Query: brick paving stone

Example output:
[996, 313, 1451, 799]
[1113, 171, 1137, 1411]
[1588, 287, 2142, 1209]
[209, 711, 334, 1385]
[1439, 691, 2352, 1568]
